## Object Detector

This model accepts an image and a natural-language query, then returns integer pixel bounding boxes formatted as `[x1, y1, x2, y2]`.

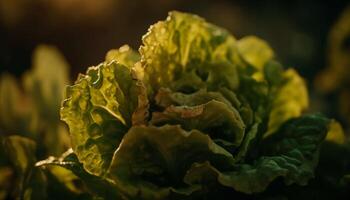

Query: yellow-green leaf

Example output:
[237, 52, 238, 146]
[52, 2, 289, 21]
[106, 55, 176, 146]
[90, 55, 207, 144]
[267, 69, 308, 135]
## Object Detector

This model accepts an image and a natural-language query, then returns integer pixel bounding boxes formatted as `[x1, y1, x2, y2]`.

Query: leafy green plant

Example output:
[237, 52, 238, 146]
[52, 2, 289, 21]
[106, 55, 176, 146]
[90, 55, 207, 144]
[0, 11, 347, 200]
[34, 11, 345, 199]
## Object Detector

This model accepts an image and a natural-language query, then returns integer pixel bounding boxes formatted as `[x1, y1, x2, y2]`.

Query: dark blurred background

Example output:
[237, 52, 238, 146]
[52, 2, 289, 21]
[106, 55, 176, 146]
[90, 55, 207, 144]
[1, 0, 350, 125]
[0, 0, 348, 78]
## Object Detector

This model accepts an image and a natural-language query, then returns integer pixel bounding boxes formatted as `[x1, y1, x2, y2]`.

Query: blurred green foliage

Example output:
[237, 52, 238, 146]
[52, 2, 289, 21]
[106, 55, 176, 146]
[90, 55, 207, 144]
[0, 45, 70, 155]
[315, 5, 350, 132]
[0, 45, 89, 199]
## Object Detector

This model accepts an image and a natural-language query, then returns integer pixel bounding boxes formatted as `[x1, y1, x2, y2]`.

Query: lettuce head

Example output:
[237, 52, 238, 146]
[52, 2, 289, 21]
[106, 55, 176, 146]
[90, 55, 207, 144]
[40, 11, 335, 199]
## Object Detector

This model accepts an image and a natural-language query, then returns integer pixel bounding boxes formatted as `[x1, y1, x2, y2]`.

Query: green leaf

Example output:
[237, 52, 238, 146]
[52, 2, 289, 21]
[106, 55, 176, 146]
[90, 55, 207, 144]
[23, 45, 69, 122]
[1, 136, 47, 199]
[0, 73, 27, 133]
[1, 45, 71, 155]
[140, 11, 239, 94]
[61, 61, 148, 176]
[184, 114, 328, 194]
[263, 60, 284, 86]
[267, 69, 309, 135]
[151, 100, 245, 149]
[152, 87, 256, 154]
[105, 45, 140, 68]
[236, 36, 274, 71]
[154, 87, 237, 108]
[47, 165, 83, 194]
[325, 120, 346, 144]
[107, 125, 234, 199]
[234, 123, 259, 161]
[0, 166, 13, 199]
[2, 136, 36, 176]
[36, 149, 123, 200]
[237, 75, 269, 121]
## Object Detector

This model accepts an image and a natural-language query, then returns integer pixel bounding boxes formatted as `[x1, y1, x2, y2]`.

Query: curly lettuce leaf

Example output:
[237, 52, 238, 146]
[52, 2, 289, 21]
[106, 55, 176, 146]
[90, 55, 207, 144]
[140, 11, 239, 94]
[155, 87, 235, 108]
[151, 100, 245, 149]
[236, 75, 269, 125]
[105, 45, 140, 67]
[61, 61, 148, 176]
[107, 125, 234, 199]
[267, 69, 309, 135]
[154, 87, 255, 126]
[236, 36, 274, 72]
[152, 86, 259, 161]
[184, 114, 328, 194]
[54, 11, 336, 199]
